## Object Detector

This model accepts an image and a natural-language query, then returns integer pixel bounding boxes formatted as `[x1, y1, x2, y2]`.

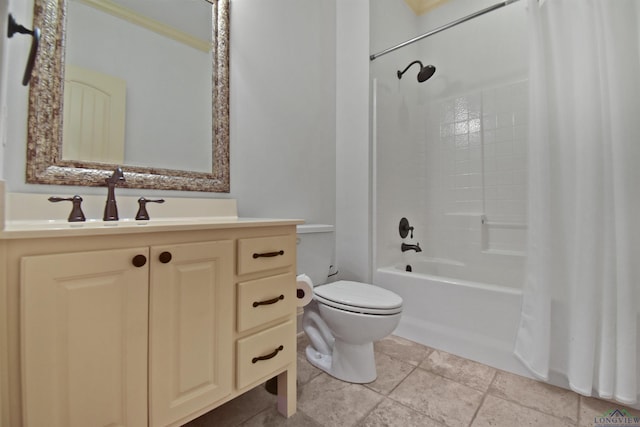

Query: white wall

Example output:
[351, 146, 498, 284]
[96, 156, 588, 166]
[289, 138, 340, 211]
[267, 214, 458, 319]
[335, 0, 371, 282]
[1, 0, 337, 228]
[2, 0, 31, 193]
[229, 0, 336, 224]
[0, 4, 6, 426]
[370, 0, 422, 271]
[0, 0, 9, 179]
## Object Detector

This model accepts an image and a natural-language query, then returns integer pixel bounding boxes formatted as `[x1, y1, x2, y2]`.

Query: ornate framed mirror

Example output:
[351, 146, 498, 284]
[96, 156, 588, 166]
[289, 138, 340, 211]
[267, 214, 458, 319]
[26, 0, 230, 192]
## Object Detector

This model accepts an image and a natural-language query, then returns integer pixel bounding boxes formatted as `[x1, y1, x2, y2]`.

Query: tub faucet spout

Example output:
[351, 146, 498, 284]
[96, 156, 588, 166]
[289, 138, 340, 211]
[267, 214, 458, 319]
[401, 242, 422, 252]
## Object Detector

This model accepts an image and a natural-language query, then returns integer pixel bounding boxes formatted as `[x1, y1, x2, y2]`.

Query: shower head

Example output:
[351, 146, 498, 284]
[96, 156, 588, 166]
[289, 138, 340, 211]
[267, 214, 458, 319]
[397, 60, 436, 83]
[417, 64, 436, 82]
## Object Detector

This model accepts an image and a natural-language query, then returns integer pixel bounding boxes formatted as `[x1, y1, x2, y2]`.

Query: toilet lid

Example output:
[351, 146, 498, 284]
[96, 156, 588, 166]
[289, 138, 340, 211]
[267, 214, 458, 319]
[314, 281, 403, 315]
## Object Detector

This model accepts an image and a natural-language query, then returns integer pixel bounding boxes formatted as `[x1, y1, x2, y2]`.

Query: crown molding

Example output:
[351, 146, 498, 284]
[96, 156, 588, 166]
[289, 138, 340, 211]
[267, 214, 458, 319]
[78, 0, 210, 52]
[404, 0, 451, 16]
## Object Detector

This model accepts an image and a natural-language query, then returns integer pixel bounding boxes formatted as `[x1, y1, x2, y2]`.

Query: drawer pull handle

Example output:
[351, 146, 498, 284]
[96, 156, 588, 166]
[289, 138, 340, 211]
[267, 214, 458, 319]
[253, 294, 285, 307]
[252, 345, 284, 364]
[252, 250, 284, 259]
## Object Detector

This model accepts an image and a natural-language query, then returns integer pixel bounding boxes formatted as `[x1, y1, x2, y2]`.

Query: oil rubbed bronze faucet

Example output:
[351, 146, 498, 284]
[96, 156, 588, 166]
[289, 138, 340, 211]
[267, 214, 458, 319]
[48, 195, 86, 222]
[401, 242, 422, 252]
[103, 167, 126, 221]
[135, 197, 165, 220]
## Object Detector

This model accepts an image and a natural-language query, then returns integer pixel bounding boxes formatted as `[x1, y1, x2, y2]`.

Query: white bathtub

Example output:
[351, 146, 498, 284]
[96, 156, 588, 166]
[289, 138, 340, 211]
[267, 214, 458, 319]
[374, 263, 531, 376]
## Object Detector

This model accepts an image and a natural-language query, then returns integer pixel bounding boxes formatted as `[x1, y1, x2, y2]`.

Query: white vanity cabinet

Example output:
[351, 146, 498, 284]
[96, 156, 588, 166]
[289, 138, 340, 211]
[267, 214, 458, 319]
[0, 221, 299, 427]
[234, 235, 297, 397]
[148, 241, 233, 427]
[21, 247, 152, 427]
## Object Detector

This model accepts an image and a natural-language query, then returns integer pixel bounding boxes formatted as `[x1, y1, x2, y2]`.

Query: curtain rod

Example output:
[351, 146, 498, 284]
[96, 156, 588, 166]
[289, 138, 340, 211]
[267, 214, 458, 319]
[369, 0, 522, 61]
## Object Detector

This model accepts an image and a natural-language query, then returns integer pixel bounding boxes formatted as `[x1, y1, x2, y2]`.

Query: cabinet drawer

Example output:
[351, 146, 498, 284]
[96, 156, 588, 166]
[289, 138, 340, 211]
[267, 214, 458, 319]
[237, 273, 296, 332]
[237, 235, 295, 275]
[236, 320, 295, 389]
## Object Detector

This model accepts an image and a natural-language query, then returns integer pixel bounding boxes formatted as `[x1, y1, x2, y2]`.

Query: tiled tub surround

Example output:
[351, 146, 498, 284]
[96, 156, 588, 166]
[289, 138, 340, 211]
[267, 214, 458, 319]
[187, 334, 639, 427]
[375, 79, 529, 288]
[373, 80, 530, 387]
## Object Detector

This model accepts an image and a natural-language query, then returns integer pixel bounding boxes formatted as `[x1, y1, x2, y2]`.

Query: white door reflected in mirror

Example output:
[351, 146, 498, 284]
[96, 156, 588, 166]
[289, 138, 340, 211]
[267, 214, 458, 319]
[63, 64, 127, 164]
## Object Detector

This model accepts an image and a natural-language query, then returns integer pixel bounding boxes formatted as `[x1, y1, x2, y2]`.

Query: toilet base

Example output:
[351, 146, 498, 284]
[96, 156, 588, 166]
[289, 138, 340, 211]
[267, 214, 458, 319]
[305, 345, 332, 373]
[305, 340, 377, 384]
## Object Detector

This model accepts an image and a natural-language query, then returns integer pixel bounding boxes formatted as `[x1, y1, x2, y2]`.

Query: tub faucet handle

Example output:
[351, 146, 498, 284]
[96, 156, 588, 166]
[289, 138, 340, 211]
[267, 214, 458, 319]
[399, 217, 414, 239]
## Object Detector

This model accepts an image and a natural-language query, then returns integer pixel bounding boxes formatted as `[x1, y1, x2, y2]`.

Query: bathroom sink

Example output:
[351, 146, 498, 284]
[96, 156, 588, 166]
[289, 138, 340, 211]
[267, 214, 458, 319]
[5, 219, 92, 230]
[2, 194, 300, 237]
[4, 217, 238, 231]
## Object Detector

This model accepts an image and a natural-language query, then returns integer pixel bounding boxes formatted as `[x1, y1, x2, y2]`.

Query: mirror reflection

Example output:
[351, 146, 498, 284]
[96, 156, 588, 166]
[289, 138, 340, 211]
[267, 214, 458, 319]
[64, 0, 213, 173]
[26, 0, 230, 192]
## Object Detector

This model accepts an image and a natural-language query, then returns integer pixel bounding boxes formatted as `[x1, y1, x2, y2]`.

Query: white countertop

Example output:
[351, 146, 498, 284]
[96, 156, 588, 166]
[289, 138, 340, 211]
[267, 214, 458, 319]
[1, 191, 303, 239]
[0, 217, 303, 239]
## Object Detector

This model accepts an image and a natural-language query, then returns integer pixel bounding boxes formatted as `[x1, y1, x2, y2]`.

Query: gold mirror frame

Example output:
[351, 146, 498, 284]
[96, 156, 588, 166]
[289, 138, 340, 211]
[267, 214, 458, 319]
[26, 0, 230, 192]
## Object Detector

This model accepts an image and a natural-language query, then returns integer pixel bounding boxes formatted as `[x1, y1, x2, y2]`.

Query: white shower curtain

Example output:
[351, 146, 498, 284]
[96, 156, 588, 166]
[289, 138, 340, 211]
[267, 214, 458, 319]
[515, 0, 640, 404]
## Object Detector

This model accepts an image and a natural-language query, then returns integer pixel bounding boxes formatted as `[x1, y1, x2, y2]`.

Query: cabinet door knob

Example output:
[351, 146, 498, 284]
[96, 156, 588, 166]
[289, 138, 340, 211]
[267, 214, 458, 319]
[132, 254, 147, 267]
[159, 251, 172, 264]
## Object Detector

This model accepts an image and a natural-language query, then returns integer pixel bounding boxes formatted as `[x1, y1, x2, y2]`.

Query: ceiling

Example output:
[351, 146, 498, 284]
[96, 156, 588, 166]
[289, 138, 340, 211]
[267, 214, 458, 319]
[75, 0, 212, 41]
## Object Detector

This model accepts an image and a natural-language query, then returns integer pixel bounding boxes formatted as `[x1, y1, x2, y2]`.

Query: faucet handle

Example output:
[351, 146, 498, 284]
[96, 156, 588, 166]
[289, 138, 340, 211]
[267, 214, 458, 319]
[135, 197, 165, 220]
[399, 217, 414, 239]
[48, 195, 86, 222]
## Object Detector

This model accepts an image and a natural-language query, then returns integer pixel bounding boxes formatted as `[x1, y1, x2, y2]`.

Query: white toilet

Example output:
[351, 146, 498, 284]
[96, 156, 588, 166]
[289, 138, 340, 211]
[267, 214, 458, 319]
[297, 225, 403, 383]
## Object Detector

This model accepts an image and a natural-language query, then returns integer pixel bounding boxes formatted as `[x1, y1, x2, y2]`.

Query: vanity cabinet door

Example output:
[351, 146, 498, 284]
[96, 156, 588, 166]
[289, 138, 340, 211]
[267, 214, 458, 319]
[21, 247, 150, 427]
[149, 240, 233, 427]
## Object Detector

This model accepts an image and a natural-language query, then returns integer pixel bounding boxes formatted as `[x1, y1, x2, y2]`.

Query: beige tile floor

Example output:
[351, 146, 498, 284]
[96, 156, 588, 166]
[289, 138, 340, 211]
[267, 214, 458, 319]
[186, 334, 640, 427]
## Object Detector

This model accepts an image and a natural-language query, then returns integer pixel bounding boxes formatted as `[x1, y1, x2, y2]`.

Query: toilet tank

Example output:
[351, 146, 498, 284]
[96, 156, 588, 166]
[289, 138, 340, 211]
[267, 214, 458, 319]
[296, 224, 334, 287]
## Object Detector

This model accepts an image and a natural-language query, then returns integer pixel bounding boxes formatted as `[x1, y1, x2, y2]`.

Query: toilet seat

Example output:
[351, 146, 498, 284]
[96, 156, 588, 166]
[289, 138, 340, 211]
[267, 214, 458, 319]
[314, 280, 403, 315]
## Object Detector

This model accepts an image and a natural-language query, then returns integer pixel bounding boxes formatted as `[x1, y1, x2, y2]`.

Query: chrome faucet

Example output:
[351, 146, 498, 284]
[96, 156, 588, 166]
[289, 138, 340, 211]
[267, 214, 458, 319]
[103, 167, 125, 221]
[401, 242, 422, 252]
